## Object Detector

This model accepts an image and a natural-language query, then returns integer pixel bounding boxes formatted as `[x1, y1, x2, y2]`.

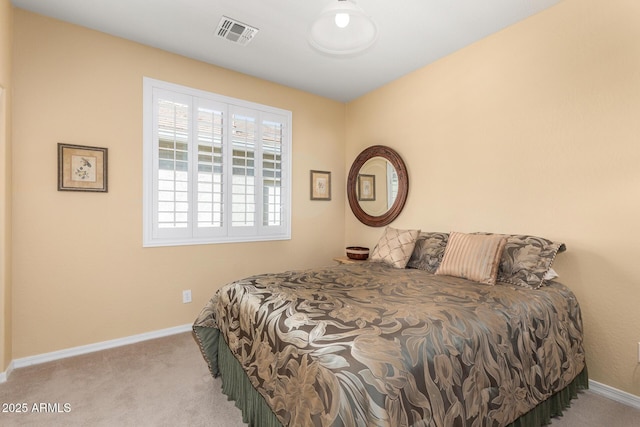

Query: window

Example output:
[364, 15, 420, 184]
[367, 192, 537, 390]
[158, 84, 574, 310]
[143, 78, 291, 247]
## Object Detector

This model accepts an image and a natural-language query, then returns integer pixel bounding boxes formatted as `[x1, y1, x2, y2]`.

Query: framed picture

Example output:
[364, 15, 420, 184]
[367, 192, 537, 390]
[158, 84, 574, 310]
[357, 174, 375, 201]
[310, 170, 331, 200]
[58, 143, 108, 192]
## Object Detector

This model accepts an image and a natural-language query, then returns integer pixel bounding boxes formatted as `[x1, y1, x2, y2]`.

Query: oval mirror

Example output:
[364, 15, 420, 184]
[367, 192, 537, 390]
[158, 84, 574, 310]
[347, 145, 409, 227]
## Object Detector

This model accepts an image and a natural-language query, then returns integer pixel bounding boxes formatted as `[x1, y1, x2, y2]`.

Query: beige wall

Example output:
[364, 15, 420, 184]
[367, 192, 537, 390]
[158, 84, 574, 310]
[345, 0, 640, 397]
[11, 9, 346, 358]
[0, 0, 13, 372]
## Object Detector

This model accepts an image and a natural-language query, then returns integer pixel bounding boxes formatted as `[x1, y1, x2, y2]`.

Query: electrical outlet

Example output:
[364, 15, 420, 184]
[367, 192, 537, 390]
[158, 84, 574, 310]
[182, 290, 192, 304]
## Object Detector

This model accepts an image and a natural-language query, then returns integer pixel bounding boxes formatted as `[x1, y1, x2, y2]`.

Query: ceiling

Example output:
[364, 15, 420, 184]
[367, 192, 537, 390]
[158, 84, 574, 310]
[11, 0, 561, 102]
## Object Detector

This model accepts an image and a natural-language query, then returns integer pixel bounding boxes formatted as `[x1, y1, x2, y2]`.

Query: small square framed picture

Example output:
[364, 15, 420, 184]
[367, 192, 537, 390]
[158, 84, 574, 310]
[58, 143, 108, 192]
[310, 170, 331, 200]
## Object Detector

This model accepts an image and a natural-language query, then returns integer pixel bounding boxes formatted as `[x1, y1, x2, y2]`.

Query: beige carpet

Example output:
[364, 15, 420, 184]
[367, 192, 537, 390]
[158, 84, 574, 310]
[0, 332, 638, 427]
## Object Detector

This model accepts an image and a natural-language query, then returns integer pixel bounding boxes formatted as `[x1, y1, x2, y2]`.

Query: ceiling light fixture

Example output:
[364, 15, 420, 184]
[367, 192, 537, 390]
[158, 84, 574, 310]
[308, 0, 378, 57]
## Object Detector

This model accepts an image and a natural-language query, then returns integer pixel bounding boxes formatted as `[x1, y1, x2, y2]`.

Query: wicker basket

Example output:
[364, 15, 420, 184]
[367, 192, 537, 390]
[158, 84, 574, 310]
[345, 246, 369, 260]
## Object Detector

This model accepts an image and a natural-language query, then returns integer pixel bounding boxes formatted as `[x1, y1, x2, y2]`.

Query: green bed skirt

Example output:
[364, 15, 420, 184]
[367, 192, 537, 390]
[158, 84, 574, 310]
[210, 330, 588, 427]
[506, 366, 589, 427]
[217, 332, 282, 427]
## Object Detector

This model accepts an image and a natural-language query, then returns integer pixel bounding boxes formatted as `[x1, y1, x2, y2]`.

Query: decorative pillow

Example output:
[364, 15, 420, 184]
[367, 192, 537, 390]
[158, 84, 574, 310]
[494, 234, 566, 289]
[406, 232, 449, 273]
[435, 232, 507, 285]
[370, 227, 420, 268]
[544, 268, 559, 281]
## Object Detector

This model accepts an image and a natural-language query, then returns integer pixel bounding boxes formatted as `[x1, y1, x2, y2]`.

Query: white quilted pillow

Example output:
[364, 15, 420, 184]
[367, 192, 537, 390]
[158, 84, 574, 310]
[370, 227, 420, 268]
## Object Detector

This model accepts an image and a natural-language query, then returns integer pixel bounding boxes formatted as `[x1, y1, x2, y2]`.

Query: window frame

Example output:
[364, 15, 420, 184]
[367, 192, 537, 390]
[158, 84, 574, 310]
[143, 77, 292, 247]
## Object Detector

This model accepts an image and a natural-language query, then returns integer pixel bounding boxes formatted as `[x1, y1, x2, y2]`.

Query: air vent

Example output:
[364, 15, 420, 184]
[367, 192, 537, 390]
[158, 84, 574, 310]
[216, 16, 259, 46]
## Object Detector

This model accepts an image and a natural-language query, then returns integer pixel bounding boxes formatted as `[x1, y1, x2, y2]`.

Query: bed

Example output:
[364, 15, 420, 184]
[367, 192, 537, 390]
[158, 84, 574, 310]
[193, 230, 587, 427]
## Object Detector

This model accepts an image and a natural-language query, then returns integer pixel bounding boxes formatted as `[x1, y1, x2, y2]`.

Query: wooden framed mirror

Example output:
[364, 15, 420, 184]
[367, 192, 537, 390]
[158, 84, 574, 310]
[347, 145, 409, 227]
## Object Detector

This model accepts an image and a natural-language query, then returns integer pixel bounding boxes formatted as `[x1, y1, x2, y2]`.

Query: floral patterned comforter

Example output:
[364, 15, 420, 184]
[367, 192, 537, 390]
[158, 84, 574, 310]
[193, 262, 585, 427]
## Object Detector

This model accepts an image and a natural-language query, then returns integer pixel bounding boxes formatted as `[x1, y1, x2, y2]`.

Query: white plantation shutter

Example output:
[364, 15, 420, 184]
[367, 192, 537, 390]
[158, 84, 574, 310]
[143, 78, 291, 247]
[194, 98, 226, 238]
[260, 113, 287, 235]
[230, 108, 257, 233]
[153, 90, 192, 240]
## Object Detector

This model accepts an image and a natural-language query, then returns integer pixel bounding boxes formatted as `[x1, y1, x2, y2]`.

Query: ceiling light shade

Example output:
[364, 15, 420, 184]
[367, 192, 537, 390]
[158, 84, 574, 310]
[308, 0, 378, 56]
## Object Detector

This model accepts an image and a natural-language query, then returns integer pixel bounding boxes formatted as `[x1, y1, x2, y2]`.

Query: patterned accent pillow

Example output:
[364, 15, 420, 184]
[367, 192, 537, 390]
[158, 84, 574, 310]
[544, 267, 559, 281]
[370, 227, 421, 268]
[435, 232, 507, 285]
[406, 232, 449, 273]
[495, 235, 566, 289]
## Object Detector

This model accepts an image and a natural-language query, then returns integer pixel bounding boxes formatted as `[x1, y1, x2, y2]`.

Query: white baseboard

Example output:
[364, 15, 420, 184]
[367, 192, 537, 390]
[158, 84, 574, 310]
[589, 379, 640, 410]
[0, 360, 14, 383]
[0, 323, 192, 383]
